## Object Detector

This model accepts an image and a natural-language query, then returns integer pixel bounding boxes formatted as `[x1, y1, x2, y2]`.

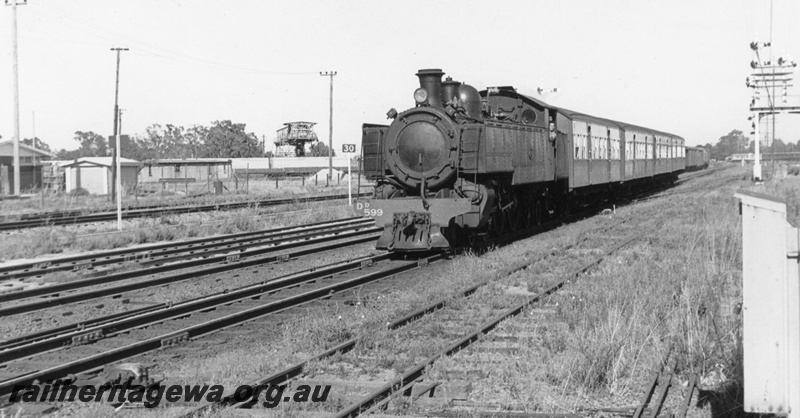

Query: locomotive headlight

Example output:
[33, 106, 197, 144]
[413, 88, 428, 104]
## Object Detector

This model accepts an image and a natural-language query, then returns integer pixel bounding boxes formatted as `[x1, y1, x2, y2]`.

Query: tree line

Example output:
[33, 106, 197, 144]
[26, 125, 790, 163]
[699, 129, 800, 161]
[16, 120, 335, 161]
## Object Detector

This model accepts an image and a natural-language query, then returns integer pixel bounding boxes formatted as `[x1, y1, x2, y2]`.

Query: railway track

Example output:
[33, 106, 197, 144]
[178, 170, 733, 417]
[175, 217, 633, 416]
[0, 222, 381, 316]
[2, 212, 623, 370]
[0, 252, 449, 400]
[0, 168, 731, 414]
[0, 192, 627, 406]
[174, 217, 645, 416]
[0, 192, 367, 231]
[0, 217, 374, 282]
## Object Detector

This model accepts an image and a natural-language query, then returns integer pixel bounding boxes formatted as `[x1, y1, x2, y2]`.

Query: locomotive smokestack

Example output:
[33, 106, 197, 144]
[416, 69, 445, 108]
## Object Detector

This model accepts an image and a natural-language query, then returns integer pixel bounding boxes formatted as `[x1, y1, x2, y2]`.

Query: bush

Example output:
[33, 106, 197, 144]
[68, 187, 90, 197]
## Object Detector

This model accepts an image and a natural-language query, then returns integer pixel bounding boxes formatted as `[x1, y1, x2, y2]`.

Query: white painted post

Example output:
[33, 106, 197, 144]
[348, 154, 352, 206]
[754, 112, 762, 181]
[116, 135, 122, 231]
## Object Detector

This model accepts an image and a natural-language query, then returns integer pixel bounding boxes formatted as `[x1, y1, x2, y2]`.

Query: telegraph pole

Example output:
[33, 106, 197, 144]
[747, 41, 798, 182]
[111, 47, 127, 229]
[110, 47, 127, 200]
[320, 71, 336, 183]
[6, 0, 26, 195]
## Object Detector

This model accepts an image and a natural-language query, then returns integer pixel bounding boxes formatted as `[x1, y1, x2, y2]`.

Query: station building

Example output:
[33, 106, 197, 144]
[138, 158, 233, 183]
[0, 140, 56, 194]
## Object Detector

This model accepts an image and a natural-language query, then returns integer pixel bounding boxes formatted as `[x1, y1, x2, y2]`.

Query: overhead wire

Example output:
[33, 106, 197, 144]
[29, 3, 318, 77]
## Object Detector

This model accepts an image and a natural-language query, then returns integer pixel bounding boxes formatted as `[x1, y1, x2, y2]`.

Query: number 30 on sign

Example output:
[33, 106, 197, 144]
[342, 144, 356, 153]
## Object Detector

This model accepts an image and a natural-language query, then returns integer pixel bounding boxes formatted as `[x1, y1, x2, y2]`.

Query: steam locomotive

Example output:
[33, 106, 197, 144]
[356, 69, 698, 252]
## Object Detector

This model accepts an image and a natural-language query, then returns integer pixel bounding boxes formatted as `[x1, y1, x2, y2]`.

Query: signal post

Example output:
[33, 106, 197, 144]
[342, 143, 356, 205]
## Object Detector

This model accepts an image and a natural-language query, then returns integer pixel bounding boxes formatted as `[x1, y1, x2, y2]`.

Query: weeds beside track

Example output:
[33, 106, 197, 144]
[0, 193, 368, 231]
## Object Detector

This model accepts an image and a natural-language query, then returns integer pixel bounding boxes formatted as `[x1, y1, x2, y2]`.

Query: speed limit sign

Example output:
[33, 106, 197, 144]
[342, 144, 356, 153]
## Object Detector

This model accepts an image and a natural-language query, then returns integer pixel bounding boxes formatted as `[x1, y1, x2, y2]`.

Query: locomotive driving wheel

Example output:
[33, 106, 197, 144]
[507, 195, 522, 231]
[533, 200, 543, 225]
[491, 209, 507, 236]
[520, 195, 533, 228]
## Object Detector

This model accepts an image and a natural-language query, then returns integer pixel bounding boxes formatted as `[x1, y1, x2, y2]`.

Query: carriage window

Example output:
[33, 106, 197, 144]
[575, 133, 588, 160]
[582, 135, 587, 159]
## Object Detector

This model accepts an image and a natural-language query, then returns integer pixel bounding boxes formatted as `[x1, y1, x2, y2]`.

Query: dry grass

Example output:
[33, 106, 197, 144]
[415, 166, 753, 414]
[0, 177, 370, 219]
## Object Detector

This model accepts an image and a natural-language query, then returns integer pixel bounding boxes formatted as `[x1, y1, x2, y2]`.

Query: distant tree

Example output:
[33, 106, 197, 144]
[110, 134, 142, 161]
[132, 124, 170, 160]
[73, 131, 108, 157]
[184, 125, 208, 158]
[202, 120, 261, 158]
[709, 130, 748, 160]
[56, 148, 82, 160]
[309, 141, 336, 157]
[771, 138, 787, 153]
[162, 124, 189, 158]
[22, 137, 53, 153]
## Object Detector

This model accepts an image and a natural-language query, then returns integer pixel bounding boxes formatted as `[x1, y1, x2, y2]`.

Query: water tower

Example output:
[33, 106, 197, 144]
[274, 121, 319, 157]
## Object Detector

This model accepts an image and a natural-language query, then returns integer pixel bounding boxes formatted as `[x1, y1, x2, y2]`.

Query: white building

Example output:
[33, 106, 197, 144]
[62, 157, 141, 195]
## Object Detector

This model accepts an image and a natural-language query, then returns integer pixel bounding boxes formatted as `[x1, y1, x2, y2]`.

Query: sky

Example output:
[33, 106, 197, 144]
[1, 0, 799, 155]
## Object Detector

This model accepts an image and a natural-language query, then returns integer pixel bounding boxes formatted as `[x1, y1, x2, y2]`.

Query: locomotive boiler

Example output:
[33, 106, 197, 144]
[357, 69, 688, 252]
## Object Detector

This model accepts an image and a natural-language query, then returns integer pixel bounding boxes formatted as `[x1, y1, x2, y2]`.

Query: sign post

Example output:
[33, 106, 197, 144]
[342, 144, 356, 206]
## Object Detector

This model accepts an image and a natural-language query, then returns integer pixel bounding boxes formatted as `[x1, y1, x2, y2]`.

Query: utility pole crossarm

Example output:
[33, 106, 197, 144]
[746, 24, 798, 182]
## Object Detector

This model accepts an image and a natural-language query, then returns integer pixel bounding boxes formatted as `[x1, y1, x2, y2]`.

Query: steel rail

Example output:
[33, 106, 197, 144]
[0, 228, 381, 317]
[179, 218, 631, 416]
[0, 304, 166, 351]
[0, 193, 369, 231]
[178, 171, 719, 416]
[0, 253, 394, 364]
[334, 237, 637, 418]
[0, 253, 448, 396]
[177, 250, 459, 416]
[0, 217, 371, 280]
[0, 223, 378, 304]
